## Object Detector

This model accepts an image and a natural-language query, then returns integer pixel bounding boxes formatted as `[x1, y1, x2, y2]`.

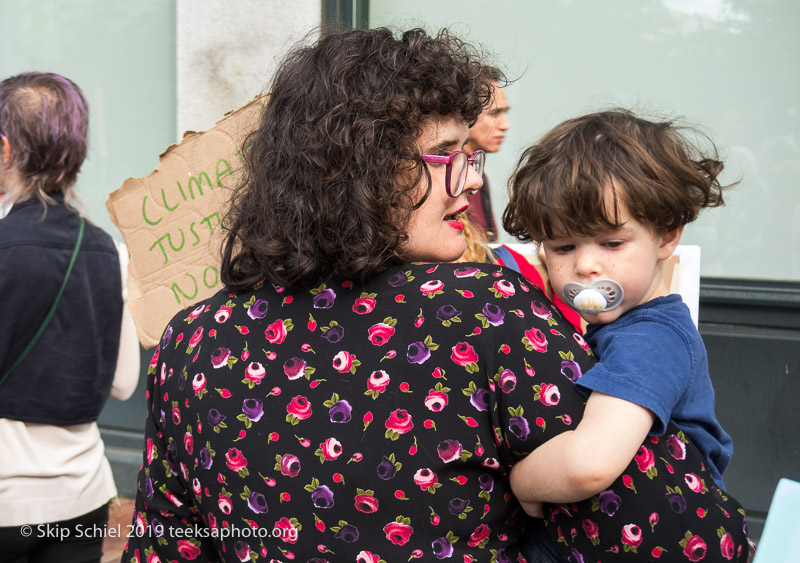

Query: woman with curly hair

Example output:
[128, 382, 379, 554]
[123, 28, 747, 563]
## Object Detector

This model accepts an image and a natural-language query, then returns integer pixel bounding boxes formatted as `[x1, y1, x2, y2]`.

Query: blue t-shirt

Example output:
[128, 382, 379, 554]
[576, 295, 733, 489]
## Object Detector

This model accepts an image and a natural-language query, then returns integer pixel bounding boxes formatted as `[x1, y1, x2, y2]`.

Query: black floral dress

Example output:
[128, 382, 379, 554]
[122, 263, 749, 562]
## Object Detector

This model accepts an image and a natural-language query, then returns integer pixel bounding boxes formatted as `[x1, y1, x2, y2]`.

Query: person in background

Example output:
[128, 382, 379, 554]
[464, 68, 510, 242]
[505, 109, 752, 561]
[0, 72, 140, 563]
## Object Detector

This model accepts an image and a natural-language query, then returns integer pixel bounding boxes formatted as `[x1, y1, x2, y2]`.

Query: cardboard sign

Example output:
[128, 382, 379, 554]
[107, 95, 266, 348]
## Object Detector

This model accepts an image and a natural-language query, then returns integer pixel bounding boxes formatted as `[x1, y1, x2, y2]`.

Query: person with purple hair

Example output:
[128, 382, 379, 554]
[0, 72, 140, 562]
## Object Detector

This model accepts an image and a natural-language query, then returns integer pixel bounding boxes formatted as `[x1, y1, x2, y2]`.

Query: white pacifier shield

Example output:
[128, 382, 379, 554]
[563, 279, 624, 313]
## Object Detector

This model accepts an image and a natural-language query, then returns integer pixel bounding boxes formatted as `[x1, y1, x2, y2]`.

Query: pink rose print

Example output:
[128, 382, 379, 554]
[531, 300, 553, 320]
[187, 304, 205, 321]
[353, 295, 377, 314]
[523, 327, 548, 353]
[147, 346, 160, 374]
[366, 370, 390, 396]
[356, 551, 380, 563]
[214, 305, 232, 323]
[420, 280, 444, 297]
[319, 437, 343, 461]
[286, 395, 312, 424]
[492, 279, 515, 297]
[278, 454, 301, 477]
[682, 533, 707, 561]
[424, 390, 448, 412]
[685, 473, 705, 493]
[273, 517, 299, 544]
[354, 493, 379, 513]
[225, 448, 248, 475]
[535, 383, 561, 406]
[383, 521, 413, 545]
[367, 322, 395, 346]
[210, 347, 231, 369]
[191, 373, 206, 398]
[146, 438, 156, 465]
[413, 468, 439, 491]
[177, 540, 201, 560]
[467, 524, 491, 547]
[187, 327, 203, 349]
[573, 331, 591, 351]
[218, 492, 233, 514]
[264, 319, 289, 344]
[283, 357, 307, 380]
[244, 362, 265, 384]
[385, 409, 413, 440]
[634, 446, 657, 478]
[582, 519, 600, 545]
[333, 350, 357, 373]
[451, 342, 479, 373]
[720, 531, 735, 560]
[621, 524, 643, 549]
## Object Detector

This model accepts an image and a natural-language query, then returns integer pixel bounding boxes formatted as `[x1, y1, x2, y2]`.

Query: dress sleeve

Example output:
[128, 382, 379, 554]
[576, 320, 692, 435]
[123, 325, 221, 562]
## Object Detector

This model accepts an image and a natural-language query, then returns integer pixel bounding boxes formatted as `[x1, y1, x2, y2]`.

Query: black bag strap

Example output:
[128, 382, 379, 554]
[0, 216, 85, 387]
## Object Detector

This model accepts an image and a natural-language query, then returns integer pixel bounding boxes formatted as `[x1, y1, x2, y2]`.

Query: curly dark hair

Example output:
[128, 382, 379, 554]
[504, 108, 736, 243]
[221, 27, 497, 290]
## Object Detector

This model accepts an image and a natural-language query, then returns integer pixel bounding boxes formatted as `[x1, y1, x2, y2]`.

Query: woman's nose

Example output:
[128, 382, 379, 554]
[463, 163, 484, 194]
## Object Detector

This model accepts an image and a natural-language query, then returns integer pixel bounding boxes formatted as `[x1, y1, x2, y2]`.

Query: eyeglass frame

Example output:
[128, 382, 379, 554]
[420, 149, 485, 198]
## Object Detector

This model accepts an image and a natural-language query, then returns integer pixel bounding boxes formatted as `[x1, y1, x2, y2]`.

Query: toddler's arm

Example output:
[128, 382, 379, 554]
[510, 391, 654, 514]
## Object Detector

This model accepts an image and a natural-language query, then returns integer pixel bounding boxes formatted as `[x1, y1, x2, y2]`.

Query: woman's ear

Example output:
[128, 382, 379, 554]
[657, 226, 684, 260]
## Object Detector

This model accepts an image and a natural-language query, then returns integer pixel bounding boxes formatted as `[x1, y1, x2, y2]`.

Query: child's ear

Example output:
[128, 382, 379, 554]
[657, 226, 683, 260]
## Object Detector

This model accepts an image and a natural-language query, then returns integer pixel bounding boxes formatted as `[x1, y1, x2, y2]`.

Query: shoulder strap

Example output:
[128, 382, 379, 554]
[0, 217, 85, 387]
[492, 245, 520, 273]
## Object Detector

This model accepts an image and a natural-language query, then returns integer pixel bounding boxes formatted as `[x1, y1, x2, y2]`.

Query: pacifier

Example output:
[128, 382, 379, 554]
[562, 279, 624, 314]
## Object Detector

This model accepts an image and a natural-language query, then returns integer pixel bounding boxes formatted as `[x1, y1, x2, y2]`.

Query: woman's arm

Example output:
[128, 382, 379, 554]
[109, 241, 140, 401]
[510, 391, 655, 509]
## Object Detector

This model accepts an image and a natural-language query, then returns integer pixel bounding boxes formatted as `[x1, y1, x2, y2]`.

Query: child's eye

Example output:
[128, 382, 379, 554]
[603, 241, 624, 249]
[552, 244, 575, 253]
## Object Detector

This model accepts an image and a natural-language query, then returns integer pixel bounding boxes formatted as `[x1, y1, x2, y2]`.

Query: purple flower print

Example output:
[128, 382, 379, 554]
[448, 498, 470, 517]
[207, 408, 225, 427]
[478, 474, 494, 493]
[482, 302, 505, 326]
[248, 299, 268, 319]
[436, 305, 461, 322]
[376, 456, 398, 480]
[328, 399, 352, 423]
[242, 398, 264, 422]
[149, 517, 164, 538]
[210, 347, 231, 368]
[496, 549, 514, 563]
[177, 369, 187, 391]
[437, 439, 462, 463]
[561, 359, 583, 382]
[407, 341, 431, 364]
[161, 326, 173, 348]
[283, 357, 307, 380]
[470, 388, 490, 411]
[666, 434, 687, 460]
[498, 369, 517, 393]
[666, 489, 687, 513]
[144, 475, 154, 498]
[311, 485, 335, 508]
[567, 549, 586, 563]
[597, 489, 621, 516]
[199, 447, 213, 470]
[247, 491, 268, 514]
[432, 536, 454, 558]
[166, 442, 179, 474]
[388, 271, 410, 287]
[508, 415, 530, 440]
[313, 288, 336, 309]
[334, 523, 359, 543]
[321, 324, 344, 343]
[234, 541, 250, 561]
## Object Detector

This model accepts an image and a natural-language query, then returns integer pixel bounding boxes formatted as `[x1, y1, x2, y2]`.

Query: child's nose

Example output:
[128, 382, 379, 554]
[574, 247, 602, 278]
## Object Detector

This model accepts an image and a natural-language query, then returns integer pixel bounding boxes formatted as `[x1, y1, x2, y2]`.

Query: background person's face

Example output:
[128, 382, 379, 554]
[401, 116, 483, 263]
[465, 82, 510, 154]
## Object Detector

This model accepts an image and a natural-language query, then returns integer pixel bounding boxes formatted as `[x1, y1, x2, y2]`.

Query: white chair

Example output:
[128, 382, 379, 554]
[752, 478, 800, 562]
